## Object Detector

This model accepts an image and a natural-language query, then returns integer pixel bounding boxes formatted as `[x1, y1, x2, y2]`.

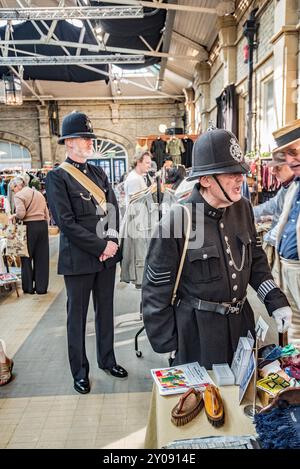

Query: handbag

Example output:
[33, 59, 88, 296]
[4, 190, 36, 258]
[5, 222, 29, 257]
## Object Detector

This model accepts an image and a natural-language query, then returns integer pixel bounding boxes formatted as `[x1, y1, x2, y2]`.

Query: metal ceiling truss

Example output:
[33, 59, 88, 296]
[0, 38, 196, 61]
[92, 0, 235, 16]
[0, 6, 144, 21]
[0, 54, 145, 65]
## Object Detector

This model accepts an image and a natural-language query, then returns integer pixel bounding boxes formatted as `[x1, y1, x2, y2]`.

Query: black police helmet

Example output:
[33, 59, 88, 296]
[187, 128, 249, 180]
[58, 111, 96, 144]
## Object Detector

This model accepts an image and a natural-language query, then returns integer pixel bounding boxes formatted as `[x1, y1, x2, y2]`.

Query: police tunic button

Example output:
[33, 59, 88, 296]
[224, 236, 228, 241]
[226, 248, 230, 254]
[229, 260, 233, 266]
[232, 273, 236, 279]
[83, 169, 87, 174]
[232, 298, 237, 303]
[220, 223, 224, 229]
[233, 285, 238, 291]
[203, 254, 208, 260]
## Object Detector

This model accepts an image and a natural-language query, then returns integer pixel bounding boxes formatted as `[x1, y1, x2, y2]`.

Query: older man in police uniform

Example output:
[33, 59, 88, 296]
[46, 111, 127, 394]
[142, 128, 292, 368]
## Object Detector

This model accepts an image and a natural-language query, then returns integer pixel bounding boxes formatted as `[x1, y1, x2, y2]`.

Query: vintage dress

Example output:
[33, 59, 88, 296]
[142, 183, 289, 368]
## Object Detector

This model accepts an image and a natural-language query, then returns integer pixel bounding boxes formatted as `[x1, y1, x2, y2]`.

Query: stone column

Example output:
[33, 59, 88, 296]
[183, 87, 195, 134]
[271, 0, 298, 126]
[217, 15, 237, 87]
[193, 62, 211, 132]
[37, 105, 53, 166]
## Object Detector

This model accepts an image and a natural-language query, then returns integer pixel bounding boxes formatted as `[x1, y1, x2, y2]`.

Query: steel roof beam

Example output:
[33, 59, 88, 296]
[0, 55, 145, 65]
[0, 6, 144, 20]
[156, 0, 177, 91]
[92, 0, 235, 16]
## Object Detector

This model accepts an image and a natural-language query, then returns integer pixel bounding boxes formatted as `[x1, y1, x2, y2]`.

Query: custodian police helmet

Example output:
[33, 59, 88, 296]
[187, 128, 249, 180]
[58, 111, 96, 144]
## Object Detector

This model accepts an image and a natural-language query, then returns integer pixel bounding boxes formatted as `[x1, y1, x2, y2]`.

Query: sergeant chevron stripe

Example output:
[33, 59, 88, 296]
[146, 265, 171, 285]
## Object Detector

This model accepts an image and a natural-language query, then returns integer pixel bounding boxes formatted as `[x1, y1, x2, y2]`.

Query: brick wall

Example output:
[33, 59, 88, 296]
[209, 65, 224, 110]
[257, 0, 275, 63]
[0, 99, 185, 168]
[0, 103, 41, 166]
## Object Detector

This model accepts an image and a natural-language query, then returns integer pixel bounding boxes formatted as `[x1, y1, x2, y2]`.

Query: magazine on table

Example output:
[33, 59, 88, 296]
[151, 362, 215, 396]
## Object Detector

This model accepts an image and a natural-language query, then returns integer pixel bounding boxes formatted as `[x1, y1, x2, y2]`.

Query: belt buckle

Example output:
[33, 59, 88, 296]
[228, 304, 239, 315]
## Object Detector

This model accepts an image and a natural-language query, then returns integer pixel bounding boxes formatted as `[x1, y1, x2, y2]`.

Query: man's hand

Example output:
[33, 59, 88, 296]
[272, 307, 293, 333]
[99, 240, 118, 262]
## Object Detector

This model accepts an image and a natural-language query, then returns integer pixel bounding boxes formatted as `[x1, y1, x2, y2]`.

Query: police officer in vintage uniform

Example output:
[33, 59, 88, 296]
[142, 128, 292, 369]
[46, 111, 127, 394]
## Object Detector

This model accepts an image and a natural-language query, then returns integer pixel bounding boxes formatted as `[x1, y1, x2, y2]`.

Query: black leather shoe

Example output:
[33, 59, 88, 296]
[106, 365, 128, 378]
[74, 378, 90, 394]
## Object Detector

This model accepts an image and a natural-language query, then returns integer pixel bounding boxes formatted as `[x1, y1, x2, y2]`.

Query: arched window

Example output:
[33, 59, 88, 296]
[0, 140, 31, 170]
[88, 139, 128, 184]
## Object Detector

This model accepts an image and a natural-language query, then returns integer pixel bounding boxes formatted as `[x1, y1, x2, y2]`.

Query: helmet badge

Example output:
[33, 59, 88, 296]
[85, 117, 93, 132]
[229, 137, 243, 162]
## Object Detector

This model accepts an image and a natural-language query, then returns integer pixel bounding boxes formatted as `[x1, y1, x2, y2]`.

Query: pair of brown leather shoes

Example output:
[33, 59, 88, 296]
[0, 358, 14, 386]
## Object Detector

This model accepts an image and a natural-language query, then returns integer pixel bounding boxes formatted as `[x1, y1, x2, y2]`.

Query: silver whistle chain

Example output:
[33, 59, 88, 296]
[224, 238, 245, 272]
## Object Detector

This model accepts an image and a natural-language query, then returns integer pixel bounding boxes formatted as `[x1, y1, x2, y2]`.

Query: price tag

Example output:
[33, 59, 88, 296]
[255, 316, 269, 342]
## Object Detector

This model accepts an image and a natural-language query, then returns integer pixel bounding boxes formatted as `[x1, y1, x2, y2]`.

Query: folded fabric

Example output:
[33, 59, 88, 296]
[254, 388, 300, 449]
[256, 373, 290, 396]
[281, 344, 300, 357]
[258, 344, 282, 369]
[281, 353, 300, 368]
[284, 366, 300, 381]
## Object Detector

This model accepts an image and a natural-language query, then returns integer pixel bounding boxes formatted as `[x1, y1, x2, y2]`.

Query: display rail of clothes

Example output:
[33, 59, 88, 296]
[136, 134, 198, 170]
[119, 175, 176, 357]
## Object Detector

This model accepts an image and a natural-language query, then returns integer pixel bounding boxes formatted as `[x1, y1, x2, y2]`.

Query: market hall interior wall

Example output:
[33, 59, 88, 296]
[0, 103, 41, 167]
[0, 99, 185, 168]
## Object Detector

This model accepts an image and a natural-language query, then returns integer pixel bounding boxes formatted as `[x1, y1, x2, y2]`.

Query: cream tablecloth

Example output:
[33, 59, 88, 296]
[144, 383, 257, 449]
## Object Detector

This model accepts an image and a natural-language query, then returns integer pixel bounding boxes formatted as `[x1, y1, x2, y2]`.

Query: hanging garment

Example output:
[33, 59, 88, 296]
[181, 138, 194, 167]
[216, 84, 238, 136]
[166, 138, 185, 165]
[150, 138, 167, 169]
[120, 188, 176, 286]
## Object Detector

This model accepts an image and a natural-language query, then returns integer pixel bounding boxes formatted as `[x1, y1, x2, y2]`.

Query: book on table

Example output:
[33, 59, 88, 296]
[151, 362, 215, 396]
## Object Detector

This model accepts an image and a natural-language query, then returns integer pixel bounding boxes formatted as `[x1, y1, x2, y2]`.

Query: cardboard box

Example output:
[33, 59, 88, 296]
[257, 388, 274, 408]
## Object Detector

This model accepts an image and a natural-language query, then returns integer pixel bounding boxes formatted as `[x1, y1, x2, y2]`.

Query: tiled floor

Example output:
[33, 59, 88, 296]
[0, 236, 277, 449]
[0, 236, 166, 448]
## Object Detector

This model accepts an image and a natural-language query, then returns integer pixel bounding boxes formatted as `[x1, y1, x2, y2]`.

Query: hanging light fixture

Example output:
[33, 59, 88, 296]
[3, 72, 23, 105]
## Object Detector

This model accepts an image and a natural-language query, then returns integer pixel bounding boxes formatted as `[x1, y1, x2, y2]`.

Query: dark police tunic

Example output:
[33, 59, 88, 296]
[142, 183, 289, 368]
[45, 158, 120, 380]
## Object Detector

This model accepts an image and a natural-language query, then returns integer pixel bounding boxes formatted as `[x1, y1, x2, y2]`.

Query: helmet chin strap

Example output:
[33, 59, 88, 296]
[212, 174, 234, 203]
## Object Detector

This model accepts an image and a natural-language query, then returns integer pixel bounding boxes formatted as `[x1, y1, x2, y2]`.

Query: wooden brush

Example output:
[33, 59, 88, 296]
[204, 384, 225, 428]
[171, 388, 204, 426]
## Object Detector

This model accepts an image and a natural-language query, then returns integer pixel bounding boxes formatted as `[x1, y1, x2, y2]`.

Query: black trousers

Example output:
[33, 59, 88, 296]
[21, 220, 49, 294]
[64, 267, 117, 381]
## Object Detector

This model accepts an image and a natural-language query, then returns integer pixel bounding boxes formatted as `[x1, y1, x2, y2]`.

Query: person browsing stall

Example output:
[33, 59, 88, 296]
[124, 150, 152, 205]
[10, 176, 49, 295]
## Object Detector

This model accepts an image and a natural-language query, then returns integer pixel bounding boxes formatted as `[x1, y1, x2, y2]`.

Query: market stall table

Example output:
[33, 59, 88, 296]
[144, 383, 257, 449]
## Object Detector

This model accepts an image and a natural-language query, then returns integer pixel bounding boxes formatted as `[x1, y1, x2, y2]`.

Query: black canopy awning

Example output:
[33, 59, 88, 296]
[0, 2, 166, 81]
